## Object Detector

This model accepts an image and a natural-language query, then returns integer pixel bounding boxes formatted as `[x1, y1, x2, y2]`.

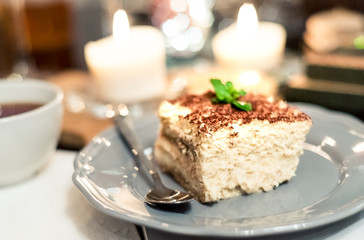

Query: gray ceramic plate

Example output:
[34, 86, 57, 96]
[73, 103, 364, 237]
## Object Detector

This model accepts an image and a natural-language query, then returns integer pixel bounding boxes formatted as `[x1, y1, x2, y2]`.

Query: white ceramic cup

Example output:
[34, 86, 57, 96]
[0, 79, 63, 186]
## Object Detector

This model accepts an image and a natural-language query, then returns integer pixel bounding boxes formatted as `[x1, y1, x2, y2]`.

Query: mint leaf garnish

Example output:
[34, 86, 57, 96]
[354, 35, 364, 49]
[210, 79, 252, 111]
[232, 100, 252, 111]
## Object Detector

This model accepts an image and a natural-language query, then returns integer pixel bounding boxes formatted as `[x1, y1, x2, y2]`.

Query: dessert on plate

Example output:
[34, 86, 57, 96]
[154, 79, 312, 203]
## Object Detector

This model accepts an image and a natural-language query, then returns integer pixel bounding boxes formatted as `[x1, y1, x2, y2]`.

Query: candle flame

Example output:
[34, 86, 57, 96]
[113, 9, 130, 43]
[239, 70, 260, 86]
[237, 3, 258, 38]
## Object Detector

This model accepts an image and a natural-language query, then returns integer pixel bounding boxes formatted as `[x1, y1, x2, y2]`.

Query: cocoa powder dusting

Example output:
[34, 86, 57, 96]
[168, 91, 311, 133]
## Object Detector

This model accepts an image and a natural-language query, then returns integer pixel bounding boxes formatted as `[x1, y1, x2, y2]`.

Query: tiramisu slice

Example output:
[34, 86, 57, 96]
[155, 81, 312, 203]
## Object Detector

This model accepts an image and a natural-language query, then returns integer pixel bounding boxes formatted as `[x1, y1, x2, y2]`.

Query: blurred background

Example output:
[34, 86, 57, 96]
[0, 0, 363, 149]
[1, 0, 363, 72]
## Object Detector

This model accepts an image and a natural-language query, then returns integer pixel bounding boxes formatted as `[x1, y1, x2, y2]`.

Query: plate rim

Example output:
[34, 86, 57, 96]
[72, 103, 364, 237]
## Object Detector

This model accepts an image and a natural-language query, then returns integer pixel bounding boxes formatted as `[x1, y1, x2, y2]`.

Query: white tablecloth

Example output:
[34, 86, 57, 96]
[0, 150, 140, 240]
[1, 150, 364, 240]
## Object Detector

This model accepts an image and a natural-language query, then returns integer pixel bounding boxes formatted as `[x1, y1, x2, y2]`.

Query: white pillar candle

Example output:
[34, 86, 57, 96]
[84, 10, 166, 103]
[212, 3, 286, 71]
